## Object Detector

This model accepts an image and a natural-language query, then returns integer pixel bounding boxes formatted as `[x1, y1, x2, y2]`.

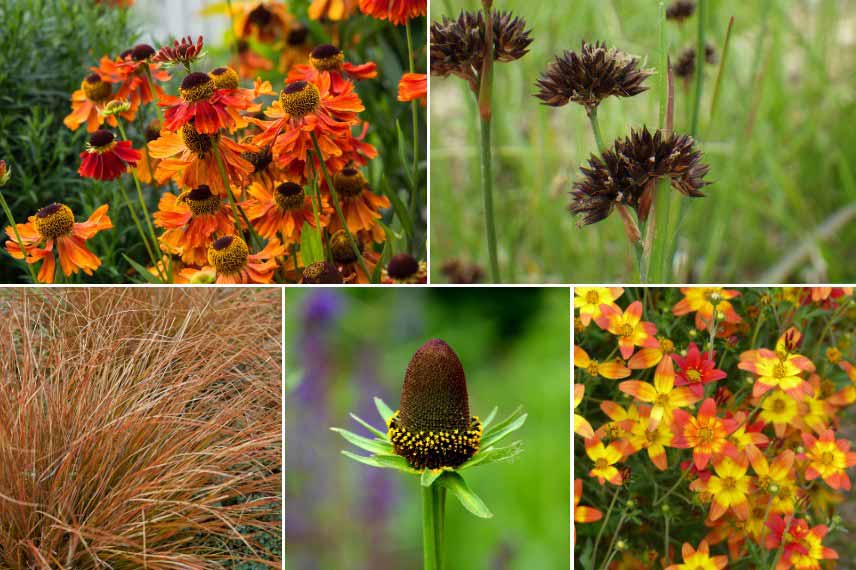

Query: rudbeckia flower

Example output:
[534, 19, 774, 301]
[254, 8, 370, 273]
[692, 450, 752, 521]
[181, 234, 285, 284]
[243, 181, 330, 242]
[4, 203, 112, 283]
[672, 342, 727, 398]
[63, 73, 119, 132]
[160, 72, 253, 134]
[78, 130, 141, 180]
[573, 384, 594, 439]
[398, 72, 427, 106]
[359, 0, 426, 25]
[153, 186, 236, 266]
[663, 540, 727, 570]
[147, 124, 255, 196]
[672, 287, 741, 331]
[573, 478, 602, 540]
[574, 286, 623, 326]
[289, 44, 378, 95]
[326, 168, 390, 244]
[800, 429, 856, 490]
[574, 345, 631, 380]
[585, 435, 624, 485]
[672, 398, 736, 469]
[738, 347, 814, 398]
[619, 357, 698, 430]
[595, 300, 658, 360]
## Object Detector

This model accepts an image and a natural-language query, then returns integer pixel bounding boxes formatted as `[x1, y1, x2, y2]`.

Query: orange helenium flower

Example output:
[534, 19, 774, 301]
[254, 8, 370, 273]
[243, 181, 330, 242]
[160, 72, 254, 134]
[289, 44, 378, 95]
[78, 130, 141, 181]
[63, 73, 121, 132]
[359, 0, 426, 25]
[326, 168, 390, 243]
[153, 186, 236, 267]
[5, 203, 112, 283]
[181, 235, 286, 284]
[309, 0, 358, 20]
[398, 73, 427, 106]
[619, 357, 698, 430]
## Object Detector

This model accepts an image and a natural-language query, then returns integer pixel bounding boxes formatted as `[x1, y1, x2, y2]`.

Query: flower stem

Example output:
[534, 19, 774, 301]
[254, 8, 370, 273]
[0, 192, 38, 282]
[143, 66, 165, 126]
[591, 485, 620, 570]
[435, 486, 446, 569]
[691, 0, 707, 137]
[405, 19, 421, 252]
[422, 484, 439, 570]
[309, 132, 374, 282]
[307, 160, 329, 263]
[663, 514, 670, 567]
[116, 122, 162, 266]
[118, 182, 163, 280]
[211, 143, 259, 249]
[478, 113, 500, 282]
[586, 106, 605, 150]
[654, 464, 690, 507]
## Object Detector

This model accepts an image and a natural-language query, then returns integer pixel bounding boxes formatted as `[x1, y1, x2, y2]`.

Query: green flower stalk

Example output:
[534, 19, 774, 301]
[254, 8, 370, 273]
[334, 339, 527, 570]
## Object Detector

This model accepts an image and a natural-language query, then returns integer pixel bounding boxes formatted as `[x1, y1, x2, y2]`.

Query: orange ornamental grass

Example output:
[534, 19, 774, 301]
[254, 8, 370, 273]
[4, 203, 112, 283]
[0, 288, 281, 569]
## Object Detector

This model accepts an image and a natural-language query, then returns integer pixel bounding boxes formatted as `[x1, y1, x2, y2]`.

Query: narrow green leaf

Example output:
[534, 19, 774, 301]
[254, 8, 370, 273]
[121, 254, 161, 284]
[480, 413, 527, 449]
[421, 468, 444, 487]
[341, 450, 414, 473]
[395, 120, 415, 189]
[331, 427, 393, 454]
[438, 472, 493, 518]
[300, 222, 324, 265]
[460, 441, 524, 470]
[480, 407, 499, 431]
[482, 406, 525, 439]
[380, 175, 414, 241]
[374, 396, 395, 423]
[349, 413, 387, 439]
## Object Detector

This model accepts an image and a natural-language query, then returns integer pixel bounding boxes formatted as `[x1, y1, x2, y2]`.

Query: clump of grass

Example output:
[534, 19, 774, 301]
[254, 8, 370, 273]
[0, 288, 282, 569]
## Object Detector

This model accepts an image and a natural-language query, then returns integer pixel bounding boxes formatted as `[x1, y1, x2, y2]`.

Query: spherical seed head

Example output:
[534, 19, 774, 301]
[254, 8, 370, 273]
[208, 235, 249, 274]
[666, 0, 696, 22]
[673, 47, 696, 79]
[333, 168, 366, 198]
[82, 74, 112, 102]
[131, 43, 156, 61]
[274, 182, 305, 210]
[280, 81, 321, 119]
[302, 261, 344, 284]
[181, 123, 213, 155]
[209, 66, 239, 90]
[535, 41, 653, 109]
[310, 44, 345, 71]
[181, 185, 220, 216]
[387, 253, 419, 280]
[389, 339, 481, 469]
[88, 129, 115, 149]
[329, 230, 358, 264]
[430, 10, 532, 85]
[179, 72, 215, 102]
[34, 203, 74, 240]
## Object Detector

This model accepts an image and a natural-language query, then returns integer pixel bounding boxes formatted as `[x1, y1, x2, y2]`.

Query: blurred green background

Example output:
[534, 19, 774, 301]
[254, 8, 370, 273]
[430, 0, 856, 283]
[285, 287, 570, 569]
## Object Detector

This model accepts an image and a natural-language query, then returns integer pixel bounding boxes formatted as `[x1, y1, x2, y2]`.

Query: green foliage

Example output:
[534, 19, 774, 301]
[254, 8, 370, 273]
[0, 0, 138, 282]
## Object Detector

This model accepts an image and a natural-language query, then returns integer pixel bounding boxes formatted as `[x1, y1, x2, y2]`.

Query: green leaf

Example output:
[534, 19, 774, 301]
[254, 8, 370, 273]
[438, 472, 493, 518]
[374, 396, 395, 423]
[371, 230, 391, 284]
[579, 539, 595, 570]
[459, 441, 524, 470]
[480, 407, 499, 431]
[300, 222, 324, 265]
[395, 120, 415, 189]
[121, 254, 161, 284]
[379, 175, 414, 241]
[420, 468, 444, 487]
[341, 450, 415, 473]
[331, 427, 393, 455]
[480, 413, 527, 449]
[349, 413, 387, 439]
[482, 406, 525, 438]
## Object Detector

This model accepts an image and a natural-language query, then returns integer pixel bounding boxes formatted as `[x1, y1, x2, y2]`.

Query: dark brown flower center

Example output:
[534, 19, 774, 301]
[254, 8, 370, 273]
[180, 72, 215, 102]
[302, 261, 344, 284]
[241, 147, 273, 173]
[387, 253, 419, 279]
[310, 44, 345, 71]
[274, 182, 305, 211]
[333, 168, 366, 198]
[287, 25, 309, 47]
[131, 43, 155, 61]
[329, 230, 358, 264]
[209, 66, 239, 90]
[248, 4, 272, 26]
[82, 74, 112, 102]
[181, 123, 213, 155]
[182, 185, 220, 216]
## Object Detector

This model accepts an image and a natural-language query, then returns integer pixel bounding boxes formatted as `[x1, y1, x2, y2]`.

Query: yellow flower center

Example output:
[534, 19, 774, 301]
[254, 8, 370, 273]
[655, 394, 670, 407]
[721, 476, 737, 490]
[585, 290, 600, 304]
[179, 72, 215, 102]
[329, 230, 359, 264]
[697, 426, 714, 444]
[595, 458, 609, 470]
[586, 361, 600, 376]
[772, 362, 788, 379]
[772, 398, 787, 413]
[207, 235, 249, 275]
[310, 44, 345, 71]
[605, 424, 621, 439]
[659, 338, 675, 354]
[181, 123, 213, 156]
[274, 182, 306, 211]
[181, 185, 220, 216]
[686, 369, 702, 383]
[34, 203, 74, 240]
[333, 168, 367, 198]
[280, 81, 321, 119]
[820, 451, 835, 466]
[82, 74, 111, 103]
[209, 66, 239, 90]
[620, 323, 634, 338]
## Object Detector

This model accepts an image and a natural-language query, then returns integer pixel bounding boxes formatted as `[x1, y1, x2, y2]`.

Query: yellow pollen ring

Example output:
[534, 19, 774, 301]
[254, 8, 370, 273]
[208, 235, 249, 274]
[310, 51, 345, 72]
[280, 82, 321, 119]
[180, 78, 215, 102]
[209, 67, 239, 90]
[82, 76, 112, 103]
[34, 204, 75, 240]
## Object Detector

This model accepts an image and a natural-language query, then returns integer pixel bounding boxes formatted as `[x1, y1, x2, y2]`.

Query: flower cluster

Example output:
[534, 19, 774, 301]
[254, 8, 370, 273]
[3, 1, 426, 284]
[574, 287, 855, 569]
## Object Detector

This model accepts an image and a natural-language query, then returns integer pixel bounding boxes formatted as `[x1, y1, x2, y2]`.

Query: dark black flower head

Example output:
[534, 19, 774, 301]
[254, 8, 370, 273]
[389, 339, 481, 470]
[535, 41, 653, 109]
[672, 44, 717, 80]
[301, 261, 344, 284]
[430, 10, 532, 89]
[666, 0, 696, 22]
[617, 127, 710, 198]
[570, 147, 638, 227]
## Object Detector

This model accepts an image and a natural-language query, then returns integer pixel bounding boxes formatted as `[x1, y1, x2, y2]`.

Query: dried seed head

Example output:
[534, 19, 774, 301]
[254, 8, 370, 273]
[208, 235, 249, 275]
[535, 41, 652, 109]
[430, 10, 532, 88]
[570, 147, 637, 227]
[302, 261, 344, 284]
[274, 182, 305, 211]
[310, 44, 345, 71]
[209, 66, 239, 90]
[280, 81, 321, 119]
[333, 168, 367, 198]
[618, 127, 710, 199]
[389, 339, 481, 469]
[666, 0, 696, 22]
[82, 74, 112, 103]
[181, 185, 220, 216]
[35, 203, 75, 240]
[673, 47, 696, 79]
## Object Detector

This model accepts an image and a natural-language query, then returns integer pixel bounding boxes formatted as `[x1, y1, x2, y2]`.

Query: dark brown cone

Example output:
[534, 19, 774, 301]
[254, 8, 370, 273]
[301, 261, 344, 284]
[535, 41, 652, 109]
[666, 0, 696, 22]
